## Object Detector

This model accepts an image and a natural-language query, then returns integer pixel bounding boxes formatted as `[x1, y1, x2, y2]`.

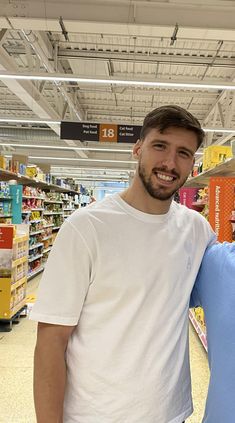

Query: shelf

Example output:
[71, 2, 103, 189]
[0, 214, 12, 218]
[52, 226, 61, 230]
[0, 196, 12, 200]
[23, 195, 45, 200]
[189, 309, 207, 352]
[0, 168, 79, 194]
[27, 266, 44, 280]
[29, 229, 43, 236]
[63, 208, 75, 211]
[44, 200, 63, 204]
[185, 157, 235, 187]
[42, 224, 54, 229]
[28, 253, 43, 263]
[11, 276, 27, 292]
[43, 247, 52, 254]
[191, 202, 207, 207]
[29, 219, 44, 224]
[22, 208, 44, 212]
[29, 242, 44, 251]
[12, 256, 28, 268]
[22, 210, 31, 214]
[41, 235, 52, 241]
[43, 212, 63, 215]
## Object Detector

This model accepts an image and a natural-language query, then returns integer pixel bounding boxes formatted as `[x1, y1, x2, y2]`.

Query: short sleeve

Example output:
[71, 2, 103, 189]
[30, 220, 94, 326]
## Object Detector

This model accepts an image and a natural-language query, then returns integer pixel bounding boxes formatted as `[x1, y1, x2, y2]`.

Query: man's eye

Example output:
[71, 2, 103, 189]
[179, 150, 191, 158]
[154, 143, 165, 149]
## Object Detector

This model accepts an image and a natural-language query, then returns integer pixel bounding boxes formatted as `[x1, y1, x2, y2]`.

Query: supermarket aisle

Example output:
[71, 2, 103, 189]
[0, 275, 41, 423]
[187, 327, 209, 423]
[0, 276, 209, 423]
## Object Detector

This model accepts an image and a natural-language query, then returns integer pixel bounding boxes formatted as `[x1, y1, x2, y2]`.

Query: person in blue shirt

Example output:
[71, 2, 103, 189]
[190, 242, 235, 423]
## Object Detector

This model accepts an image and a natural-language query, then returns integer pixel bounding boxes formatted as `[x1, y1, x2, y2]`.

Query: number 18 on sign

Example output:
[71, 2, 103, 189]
[99, 124, 118, 142]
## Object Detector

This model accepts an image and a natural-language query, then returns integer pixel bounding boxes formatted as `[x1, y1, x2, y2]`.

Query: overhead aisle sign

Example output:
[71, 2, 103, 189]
[61, 121, 141, 144]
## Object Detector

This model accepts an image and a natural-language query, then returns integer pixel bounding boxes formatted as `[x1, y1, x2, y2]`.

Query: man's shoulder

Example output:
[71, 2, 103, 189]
[66, 194, 119, 227]
[173, 201, 209, 224]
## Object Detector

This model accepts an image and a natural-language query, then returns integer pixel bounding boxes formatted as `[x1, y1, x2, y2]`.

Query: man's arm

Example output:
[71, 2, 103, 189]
[34, 322, 75, 423]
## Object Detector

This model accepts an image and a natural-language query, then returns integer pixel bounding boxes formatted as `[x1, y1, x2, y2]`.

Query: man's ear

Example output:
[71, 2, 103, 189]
[133, 139, 143, 159]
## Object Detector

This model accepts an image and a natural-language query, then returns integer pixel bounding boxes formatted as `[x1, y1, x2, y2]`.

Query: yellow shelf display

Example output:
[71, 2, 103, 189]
[0, 224, 29, 323]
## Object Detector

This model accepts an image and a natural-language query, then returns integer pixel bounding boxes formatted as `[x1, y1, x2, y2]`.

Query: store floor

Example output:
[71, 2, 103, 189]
[0, 275, 209, 423]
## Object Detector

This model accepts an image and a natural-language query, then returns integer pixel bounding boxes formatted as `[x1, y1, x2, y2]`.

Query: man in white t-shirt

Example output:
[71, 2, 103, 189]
[30, 105, 215, 423]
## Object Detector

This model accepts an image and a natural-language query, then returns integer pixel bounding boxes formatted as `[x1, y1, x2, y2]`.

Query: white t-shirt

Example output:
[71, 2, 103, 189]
[30, 194, 215, 423]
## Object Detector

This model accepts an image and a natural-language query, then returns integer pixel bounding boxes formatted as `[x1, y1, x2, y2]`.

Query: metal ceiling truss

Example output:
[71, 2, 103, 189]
[1, 1, 235, 181]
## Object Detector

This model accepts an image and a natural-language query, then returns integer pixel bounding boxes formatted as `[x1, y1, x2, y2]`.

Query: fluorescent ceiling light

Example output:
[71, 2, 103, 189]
[203, 128, 235, 134]
[20, 156, 136, 164]
[0, 118, 60, 125]
[51, 167, 133, 172]
[4, 154, 136, 164]
[1, 72, 235, 91]
[68, 177, 129, 182]
[54, 175, 129, 180]
[0, 142, 132, 153]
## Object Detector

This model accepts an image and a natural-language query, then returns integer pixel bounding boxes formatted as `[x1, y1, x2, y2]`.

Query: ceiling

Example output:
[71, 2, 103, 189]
[1, 0, 235, 185]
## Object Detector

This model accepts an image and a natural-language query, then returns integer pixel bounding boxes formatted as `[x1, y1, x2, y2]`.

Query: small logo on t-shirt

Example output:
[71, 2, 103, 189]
[187, 256, 192, 270]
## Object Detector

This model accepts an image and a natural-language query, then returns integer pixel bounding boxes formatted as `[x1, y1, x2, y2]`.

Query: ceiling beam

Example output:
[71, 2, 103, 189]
[2, 1, 235, 41]
[0, 45, 61, 135]
[5, 45, 235, 68]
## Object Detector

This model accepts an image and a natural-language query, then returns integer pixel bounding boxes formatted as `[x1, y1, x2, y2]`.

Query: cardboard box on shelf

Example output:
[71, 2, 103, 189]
[11, 154, 28, 175]
[231, 140, 235, 157]
[203, 146, 233, 171]
[0, 155, 7, 170]
[36, 171, 45, 182]
[26, 166, 38, 178]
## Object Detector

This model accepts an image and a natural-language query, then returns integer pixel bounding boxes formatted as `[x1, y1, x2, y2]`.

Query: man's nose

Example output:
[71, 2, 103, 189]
[161, 153, 177, 170]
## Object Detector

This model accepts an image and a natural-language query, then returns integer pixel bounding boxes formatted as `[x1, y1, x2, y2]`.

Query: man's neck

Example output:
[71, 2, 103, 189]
[120, 182, 172, 215]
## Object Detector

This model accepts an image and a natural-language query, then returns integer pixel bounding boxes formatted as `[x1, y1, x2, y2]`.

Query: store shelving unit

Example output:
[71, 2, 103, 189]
[186, 155, 235, 350]
[0, 169, 81, 280]
[0, 226, 29, 331]
[0, 191, 12, 223]
[0, 168, 86, 283]
[185, 157, 235, 187]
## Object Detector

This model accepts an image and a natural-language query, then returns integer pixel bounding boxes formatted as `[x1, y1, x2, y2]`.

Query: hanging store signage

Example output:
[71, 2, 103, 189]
[61, 121, 141, 144]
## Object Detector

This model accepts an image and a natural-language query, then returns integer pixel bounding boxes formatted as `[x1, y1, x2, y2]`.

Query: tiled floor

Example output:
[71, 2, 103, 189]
[0, 275, 209, 423]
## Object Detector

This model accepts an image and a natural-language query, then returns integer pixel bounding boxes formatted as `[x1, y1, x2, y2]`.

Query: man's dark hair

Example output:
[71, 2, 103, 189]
[140, 105, 204, 148]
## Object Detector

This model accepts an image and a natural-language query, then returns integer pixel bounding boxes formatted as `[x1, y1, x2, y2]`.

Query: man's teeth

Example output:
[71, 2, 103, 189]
[157, 173, 174, 181]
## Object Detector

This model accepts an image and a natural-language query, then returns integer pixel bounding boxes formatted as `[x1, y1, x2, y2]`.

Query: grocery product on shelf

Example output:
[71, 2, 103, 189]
[230, 213, 235, 241]
[0, 182, 12, 223]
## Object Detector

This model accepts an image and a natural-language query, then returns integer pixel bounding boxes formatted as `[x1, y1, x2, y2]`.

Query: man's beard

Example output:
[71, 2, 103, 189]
[138, 160, 188, 201]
